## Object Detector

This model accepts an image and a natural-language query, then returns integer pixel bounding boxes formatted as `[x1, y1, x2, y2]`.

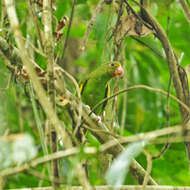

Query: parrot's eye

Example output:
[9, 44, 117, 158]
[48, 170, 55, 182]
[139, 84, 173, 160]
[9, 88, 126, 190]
[110, 63, 115, 67]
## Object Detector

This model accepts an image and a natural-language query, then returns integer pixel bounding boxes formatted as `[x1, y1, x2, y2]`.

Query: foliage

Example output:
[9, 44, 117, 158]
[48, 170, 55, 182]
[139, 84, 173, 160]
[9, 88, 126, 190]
[0, 0, 190, 189]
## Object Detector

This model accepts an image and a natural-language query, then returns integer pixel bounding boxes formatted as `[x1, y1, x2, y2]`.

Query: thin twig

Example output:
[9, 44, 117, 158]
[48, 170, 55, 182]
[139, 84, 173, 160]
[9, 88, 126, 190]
[131, 0, 190, 165]
[130, 0, 186, 115]
[4, 185, 190, 190]
[152, 143, 170, 160]
[15, 87, 24, 131]
[152, 77, 172, 159]
[2, 122, 189, 178]
[101, 5, 114, 63]
[61, 0, 76, 61]
[179, 0, 190, 23]
[5, 0, 73, 148]
[21, 36, 46, 57]
[82, 124, 119, 138]
[166, 5, 171, 36]
[150, 135, 190, 144]
[131, 36, 165, 60]
[112, 0, 125, 44]
[76, 164, 92, 190]
[0, 72, 13, 91]
[80, 0, 105, 52]
[79, 84, 190, 136]
[121, 49, 127, 134]
[42, 0, 58, 185]
[90, 85, 190, 117]
[82, 104, 157, 185]
[111, 0, 125, 129]
[27, 0, 44, 50]
[124, 0, 153, 30]
[100, 124, 190, 153]
[27, 169, 66, 184]
[1, 122, 190, 177]
[151, 4, 172, 159]
[142, 151, 152, 190]
[0, 36, 22, 67]
[54, 65, 82, 134]
[1, 0, 6, 28]
[28, 83, 48, 155]
[0, 148, 79, 176]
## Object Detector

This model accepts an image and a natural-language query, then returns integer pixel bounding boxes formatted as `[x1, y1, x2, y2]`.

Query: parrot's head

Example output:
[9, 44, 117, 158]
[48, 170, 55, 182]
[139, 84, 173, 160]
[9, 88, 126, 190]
[105, 61, 124, 78]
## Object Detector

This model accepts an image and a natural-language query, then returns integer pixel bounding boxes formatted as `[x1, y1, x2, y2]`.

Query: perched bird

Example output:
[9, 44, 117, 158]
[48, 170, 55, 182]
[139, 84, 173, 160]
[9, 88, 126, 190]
[80, 61, 124, 115]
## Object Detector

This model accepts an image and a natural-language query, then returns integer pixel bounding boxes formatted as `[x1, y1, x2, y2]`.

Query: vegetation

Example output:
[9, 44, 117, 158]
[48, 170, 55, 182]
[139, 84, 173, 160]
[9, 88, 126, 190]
[0, 0, 190, 189]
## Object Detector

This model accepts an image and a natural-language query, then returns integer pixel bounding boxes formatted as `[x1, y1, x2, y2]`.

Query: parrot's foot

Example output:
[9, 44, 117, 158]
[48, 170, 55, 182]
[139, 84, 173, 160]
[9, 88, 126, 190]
[84, 105, 101, 123]
[85, 105, 91, 110]
[97, 116, 102, 123]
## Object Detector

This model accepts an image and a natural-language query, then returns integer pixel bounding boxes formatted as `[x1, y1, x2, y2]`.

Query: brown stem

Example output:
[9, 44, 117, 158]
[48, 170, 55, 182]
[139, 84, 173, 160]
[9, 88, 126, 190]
[131, 0, 190, 165]
[60, 0, 76, 62]
[179, 0, 190, 23]
[80, 0, 105, 51]
[42, 0, 58, 187]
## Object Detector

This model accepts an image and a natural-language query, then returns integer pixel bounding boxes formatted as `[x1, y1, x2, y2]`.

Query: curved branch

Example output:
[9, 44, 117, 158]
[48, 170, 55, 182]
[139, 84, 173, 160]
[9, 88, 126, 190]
[91, 85, 190, 116]
[179, 0, 190, 23]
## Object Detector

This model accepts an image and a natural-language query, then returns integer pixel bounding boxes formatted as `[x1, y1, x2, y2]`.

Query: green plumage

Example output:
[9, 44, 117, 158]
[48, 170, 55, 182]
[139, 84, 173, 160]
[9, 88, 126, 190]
[80, 61, 123, 114]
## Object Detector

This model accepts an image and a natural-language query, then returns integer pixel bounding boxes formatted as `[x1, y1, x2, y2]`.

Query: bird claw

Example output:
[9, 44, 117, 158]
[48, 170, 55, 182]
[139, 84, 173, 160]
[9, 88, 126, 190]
[97, 116, 101, 123]
[85, 105, 101, 123]
[85, 105, 91, 110]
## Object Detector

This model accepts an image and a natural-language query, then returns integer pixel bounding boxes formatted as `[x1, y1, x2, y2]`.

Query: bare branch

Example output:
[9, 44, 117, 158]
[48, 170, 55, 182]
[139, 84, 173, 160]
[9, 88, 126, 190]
[130, 0, 190, 165]
[82, 105, 157, 185]
[61, 0, 76, 61]
[0, 148, 79, 176]
[42, 0, 58, 185]
[80, 0, 105, 51]
[179, 0, 190, 23]
[91, 85, 190, 117]
[6, 185, 190, 190]
[1, 122, 190, 178]
[4, 0, 73, 148]
[142, 151, 152, 190]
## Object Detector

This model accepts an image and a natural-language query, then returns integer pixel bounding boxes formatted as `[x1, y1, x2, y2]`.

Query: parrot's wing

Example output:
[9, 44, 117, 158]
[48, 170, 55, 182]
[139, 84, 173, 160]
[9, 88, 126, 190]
[79, 79, 88, 95]
[102, 83, 110, 111]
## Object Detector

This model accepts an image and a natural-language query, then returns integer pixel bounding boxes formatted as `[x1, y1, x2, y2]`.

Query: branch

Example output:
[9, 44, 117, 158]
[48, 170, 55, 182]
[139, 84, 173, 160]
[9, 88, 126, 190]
[80, 0, 105, 51]
[130, 0, 190, 164]
[1, 122, 189, 177]
[28, 84, 48, 155]
[82, 105, 157, 185]
[130, 0, 185, 115]
[6, 185, 190, 190]
[0, 36, 22, 68]
[0, 148, 79, 176]
[27, 0, 44, 50]
[131, 36, 165, 60]
[5, 2, 92, 190]
[179, 0, 190, 23]
[100, 124, 190, 152]
[0, 34, 184, 185]
[2, 2, 156, 186]
[0, 22, 157, 187]
[5, 0, 73, 148]
[61, 0, 76, 61]
[142, 151, 152, 190]
[42, 0, 58, 185]
[91, 85, 190, 117]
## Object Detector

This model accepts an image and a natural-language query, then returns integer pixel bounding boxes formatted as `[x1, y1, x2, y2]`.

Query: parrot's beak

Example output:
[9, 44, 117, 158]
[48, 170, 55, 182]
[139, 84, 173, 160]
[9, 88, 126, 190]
[112, 65, 124, 77]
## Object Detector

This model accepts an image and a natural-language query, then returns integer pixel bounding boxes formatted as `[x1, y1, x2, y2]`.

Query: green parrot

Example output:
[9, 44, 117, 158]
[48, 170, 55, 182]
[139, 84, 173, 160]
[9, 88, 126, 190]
[80, 61, 124, 115]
